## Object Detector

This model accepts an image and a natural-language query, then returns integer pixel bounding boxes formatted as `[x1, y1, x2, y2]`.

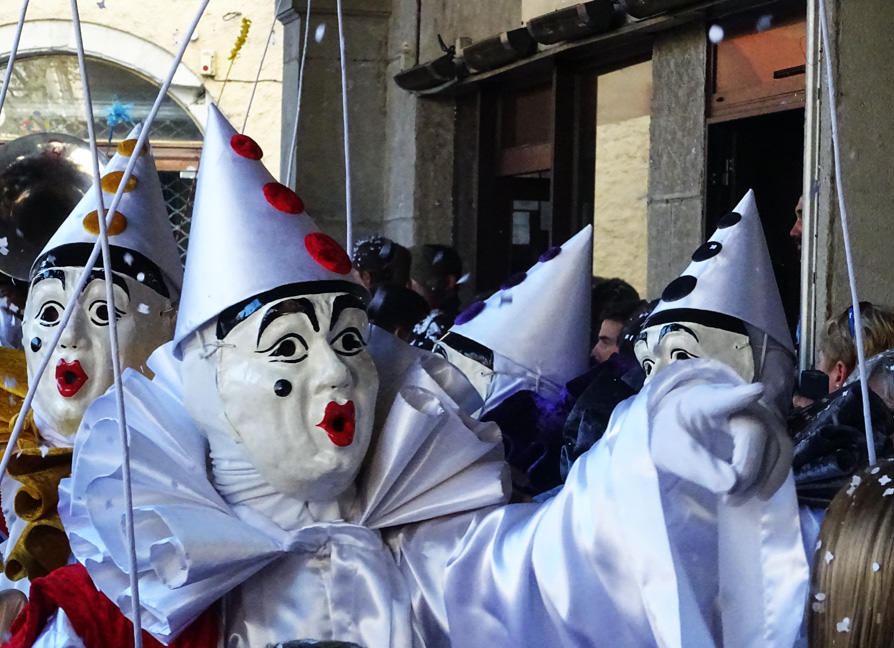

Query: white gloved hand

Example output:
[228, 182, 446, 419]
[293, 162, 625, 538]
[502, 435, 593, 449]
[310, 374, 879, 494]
[650, 378, 791, 501]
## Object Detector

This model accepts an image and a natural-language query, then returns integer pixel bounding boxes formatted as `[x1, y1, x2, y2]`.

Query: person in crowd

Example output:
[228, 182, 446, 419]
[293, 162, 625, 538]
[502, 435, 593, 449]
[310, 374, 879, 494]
[817, 301, 894, 393]
[350, 236, 410, 291]
[26, 118, 805, 647]
[589, 276, 639, 355]
[561, 301, 653, 481]
[366, 283, 430, 341]
[806, 459, 894, 647]
[407, 244, 463, 350]
[591, 295, 647, 364]
[0, 125, 191, 640]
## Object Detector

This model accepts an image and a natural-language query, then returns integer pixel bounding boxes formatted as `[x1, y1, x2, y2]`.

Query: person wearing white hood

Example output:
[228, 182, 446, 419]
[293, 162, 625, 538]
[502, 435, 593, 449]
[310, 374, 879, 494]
[0, 126, 181, 602]
[33, 107, 807, 648]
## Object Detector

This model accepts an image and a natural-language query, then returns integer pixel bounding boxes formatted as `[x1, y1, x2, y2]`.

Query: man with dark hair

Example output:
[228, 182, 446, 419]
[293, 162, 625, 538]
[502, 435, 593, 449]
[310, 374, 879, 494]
[351, 236, 411, 291]
[590, 278, 641, 363]
[407, 244, 464, 350]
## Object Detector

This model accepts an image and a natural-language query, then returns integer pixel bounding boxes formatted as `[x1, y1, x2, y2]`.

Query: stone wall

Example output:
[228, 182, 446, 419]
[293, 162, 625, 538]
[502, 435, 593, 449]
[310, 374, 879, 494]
[814, 0, 894, 325]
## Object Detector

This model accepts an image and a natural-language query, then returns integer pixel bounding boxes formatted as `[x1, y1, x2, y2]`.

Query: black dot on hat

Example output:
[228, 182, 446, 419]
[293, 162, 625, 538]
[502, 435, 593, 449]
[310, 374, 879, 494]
[717, 211, 741, 228]
[661, 275, 697, 302]
[691, 240, 722, 262]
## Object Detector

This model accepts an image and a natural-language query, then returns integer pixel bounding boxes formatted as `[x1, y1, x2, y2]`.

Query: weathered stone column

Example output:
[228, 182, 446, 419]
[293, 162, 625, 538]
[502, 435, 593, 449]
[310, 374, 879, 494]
[646, 21, 707, 297]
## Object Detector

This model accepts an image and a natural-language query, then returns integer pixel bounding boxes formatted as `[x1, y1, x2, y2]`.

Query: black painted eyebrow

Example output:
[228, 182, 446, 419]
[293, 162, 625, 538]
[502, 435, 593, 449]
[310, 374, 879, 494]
[257, 298, 319, 345]
[32, 268, 65, 288]
[86, 269, 130, 297]
[330, 294, 366, 331]
[659, 323, 699, 344]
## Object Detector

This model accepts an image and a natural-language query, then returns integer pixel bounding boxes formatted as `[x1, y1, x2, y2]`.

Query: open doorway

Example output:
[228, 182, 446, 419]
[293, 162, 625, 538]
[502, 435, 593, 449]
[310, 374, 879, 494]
[707, 108, 804, 335]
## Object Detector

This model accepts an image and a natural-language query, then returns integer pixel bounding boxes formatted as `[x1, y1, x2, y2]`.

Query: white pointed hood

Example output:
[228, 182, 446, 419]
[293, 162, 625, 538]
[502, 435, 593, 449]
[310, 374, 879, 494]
[173, 104, 361, 357]
[33, 124, 183, 298]
[448, 225, 592, 399]
[646, 190, 794, 354]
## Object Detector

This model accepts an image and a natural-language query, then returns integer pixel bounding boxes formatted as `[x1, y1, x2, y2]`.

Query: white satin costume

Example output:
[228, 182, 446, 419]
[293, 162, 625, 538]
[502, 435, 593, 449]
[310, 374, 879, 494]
[51, 330, 808, 648]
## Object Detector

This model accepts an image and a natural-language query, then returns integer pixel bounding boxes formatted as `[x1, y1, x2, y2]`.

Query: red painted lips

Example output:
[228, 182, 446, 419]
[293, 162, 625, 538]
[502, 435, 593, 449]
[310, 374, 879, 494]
[55, 359, 88, 397]
[316, 401, 355, 447]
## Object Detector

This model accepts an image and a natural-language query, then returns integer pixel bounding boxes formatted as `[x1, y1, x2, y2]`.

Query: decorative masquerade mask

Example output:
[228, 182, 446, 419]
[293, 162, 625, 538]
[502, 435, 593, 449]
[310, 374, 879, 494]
[22, 266, 174, 439]
[634, 320, 754, 384]
[198, 290, 378, 502]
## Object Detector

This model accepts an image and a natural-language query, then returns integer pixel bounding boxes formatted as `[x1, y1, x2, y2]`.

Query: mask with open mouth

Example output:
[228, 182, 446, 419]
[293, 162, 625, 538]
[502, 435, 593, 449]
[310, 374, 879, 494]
[23, 266, 175, 439]
[205, 291, 378, 502]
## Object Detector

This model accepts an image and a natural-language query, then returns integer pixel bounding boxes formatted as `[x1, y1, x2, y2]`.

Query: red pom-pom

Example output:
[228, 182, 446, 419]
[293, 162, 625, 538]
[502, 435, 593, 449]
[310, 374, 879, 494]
[230, 134, 263, 160]
[263, 182, 305, 214]
[305, 232, 351, 274]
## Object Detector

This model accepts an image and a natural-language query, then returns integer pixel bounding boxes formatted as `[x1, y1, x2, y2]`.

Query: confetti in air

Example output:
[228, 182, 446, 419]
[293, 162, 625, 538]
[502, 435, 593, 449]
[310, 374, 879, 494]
[708, 24, 724, 43]
[315, 23, 326, 42]
[846, 475, 861, 495]
[825, 551, 834, 564]
[815, 593, 826, 601]
[0, 237, 8, 256]
[756, 14, 773, 31]
[836, 617, 851, 633]
[872, 466, 881, 474]
[3, 376, 16, 390]
[136, 272, 146, 282]
[884, 488, 894, 497]
[123, 252, 134, 266]
[137, 303, 150, 315]
[879, 474, 891, 485]
[873, 562, 881, 572]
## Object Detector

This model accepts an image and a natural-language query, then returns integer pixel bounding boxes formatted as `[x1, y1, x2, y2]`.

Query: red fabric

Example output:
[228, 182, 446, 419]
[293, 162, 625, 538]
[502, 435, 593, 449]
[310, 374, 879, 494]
[230, 134, 263, 160]
[4, 564, 218, 648]
[305, 232, 352, 274]
[262, 181, 305, 214]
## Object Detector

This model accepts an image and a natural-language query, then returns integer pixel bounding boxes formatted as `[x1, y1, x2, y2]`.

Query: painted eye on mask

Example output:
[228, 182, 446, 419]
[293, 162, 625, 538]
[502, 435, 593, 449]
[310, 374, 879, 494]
[331, 327, 366, 356]
[87, 300, 126, 326]
[670, 349, 697, 361]
[37, 301, 64, 326]
[262, 334, 309, 363]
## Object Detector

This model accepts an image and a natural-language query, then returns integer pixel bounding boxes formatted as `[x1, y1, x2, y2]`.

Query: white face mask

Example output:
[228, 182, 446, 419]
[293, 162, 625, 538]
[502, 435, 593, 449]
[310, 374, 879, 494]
[634, 321, 754, 384]
[213, 291, 379, 501]
[22, 266, 175, 438]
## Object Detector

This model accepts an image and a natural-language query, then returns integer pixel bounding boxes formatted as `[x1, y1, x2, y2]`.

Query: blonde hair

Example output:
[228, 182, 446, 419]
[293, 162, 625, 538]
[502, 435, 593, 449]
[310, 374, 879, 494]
[819, 303, 894, 375]
[808, 459, 894, 646]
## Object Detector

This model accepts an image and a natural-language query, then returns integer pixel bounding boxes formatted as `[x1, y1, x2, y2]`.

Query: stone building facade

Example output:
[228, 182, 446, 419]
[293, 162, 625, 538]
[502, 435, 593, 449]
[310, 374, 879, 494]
[277, 0, 894, 368]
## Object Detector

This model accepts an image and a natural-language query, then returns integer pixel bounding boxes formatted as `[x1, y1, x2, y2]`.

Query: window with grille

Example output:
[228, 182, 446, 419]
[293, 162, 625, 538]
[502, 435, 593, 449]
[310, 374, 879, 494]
[0, 52, 203, 259]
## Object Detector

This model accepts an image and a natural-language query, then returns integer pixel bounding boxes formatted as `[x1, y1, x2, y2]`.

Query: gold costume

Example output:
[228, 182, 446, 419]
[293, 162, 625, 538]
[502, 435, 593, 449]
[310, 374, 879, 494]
[0, 347, 72, 581]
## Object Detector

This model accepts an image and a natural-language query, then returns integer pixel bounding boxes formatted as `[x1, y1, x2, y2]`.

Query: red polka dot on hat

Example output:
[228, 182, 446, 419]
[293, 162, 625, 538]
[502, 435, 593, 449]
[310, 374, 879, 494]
[305, 232, 352, 274]
[230, 134, 263, 160]
[263, 182, 305, 214]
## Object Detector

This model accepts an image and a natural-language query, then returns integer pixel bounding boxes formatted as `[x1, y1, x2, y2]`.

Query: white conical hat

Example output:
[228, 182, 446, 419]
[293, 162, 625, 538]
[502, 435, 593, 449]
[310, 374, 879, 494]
[447, 225, 592, 394]
[173, 104, 361, 357]
[33, 123, 183, 299]
[646, 189, 794, 353]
